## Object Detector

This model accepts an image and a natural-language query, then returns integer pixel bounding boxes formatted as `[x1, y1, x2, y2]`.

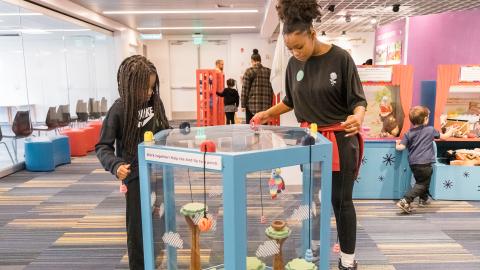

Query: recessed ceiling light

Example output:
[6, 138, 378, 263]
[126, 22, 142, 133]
[137, 26, 256, 30]
[104, 9, 258, 15]
[140, 33, 163, 40]
[345, 15, 351, 23]
[0, 28, 89, 33]
[0, 12, 42, 16]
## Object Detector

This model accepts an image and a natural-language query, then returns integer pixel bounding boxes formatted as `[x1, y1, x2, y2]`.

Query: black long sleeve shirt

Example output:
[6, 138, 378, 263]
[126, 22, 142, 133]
[95, 99, 165, 182]
[216, 87, 239, 107]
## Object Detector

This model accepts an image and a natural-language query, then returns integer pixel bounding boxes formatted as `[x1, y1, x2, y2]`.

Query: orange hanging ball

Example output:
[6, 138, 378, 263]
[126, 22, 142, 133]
[198, 217, 212, 232]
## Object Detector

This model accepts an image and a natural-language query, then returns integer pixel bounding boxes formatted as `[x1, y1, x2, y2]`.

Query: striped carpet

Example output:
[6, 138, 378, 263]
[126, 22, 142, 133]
[0, 153, 479, 270]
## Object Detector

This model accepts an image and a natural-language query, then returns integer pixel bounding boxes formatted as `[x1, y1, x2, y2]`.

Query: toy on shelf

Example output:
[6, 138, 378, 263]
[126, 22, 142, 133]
[268, 168, 285, 199]
[435, 65, 480, 139]
[379, 95, 400, 137]
[265, 220, 291, 270]
[446, 149, 480, 166]
[429, 65, 480, 201]
[358, 65, 413, 139]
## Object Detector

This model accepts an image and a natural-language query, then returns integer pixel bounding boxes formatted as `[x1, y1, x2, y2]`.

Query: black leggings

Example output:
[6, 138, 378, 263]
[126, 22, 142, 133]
[331, 132, 358, 255]
[126, 178, 145, 269]
[245, 108, 254, 124]
[225, 112, 235, 125]
[404, 164, 433, 203]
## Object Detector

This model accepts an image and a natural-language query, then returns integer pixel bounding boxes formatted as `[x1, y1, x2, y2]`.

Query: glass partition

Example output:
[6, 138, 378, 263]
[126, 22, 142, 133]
[0, 0, 116, 172]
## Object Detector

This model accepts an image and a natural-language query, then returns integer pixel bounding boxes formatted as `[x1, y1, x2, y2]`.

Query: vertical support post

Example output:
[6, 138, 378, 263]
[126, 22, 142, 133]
[139, 146, 155, 269]
[222, 155, 246, 269]
[163, 166, 177, 269]
[319, 145, 332, 270]
[301, 162, 312, 254]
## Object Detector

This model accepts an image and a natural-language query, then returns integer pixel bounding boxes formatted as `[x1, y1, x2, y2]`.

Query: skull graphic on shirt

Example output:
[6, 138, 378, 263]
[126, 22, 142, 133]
[330, 72, 337, 86]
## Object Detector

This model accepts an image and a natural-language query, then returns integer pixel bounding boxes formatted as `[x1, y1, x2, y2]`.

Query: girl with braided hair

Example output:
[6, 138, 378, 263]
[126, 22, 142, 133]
[253, 1, 367, 269]
[96, 55, 169, 269]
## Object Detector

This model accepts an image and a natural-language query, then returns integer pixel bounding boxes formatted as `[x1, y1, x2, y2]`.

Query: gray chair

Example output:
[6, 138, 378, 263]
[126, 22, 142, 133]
[76, 100, 89, 123]
[0, 126, 14, 164]
[57, 105, 71, 128]
[33, 106, 59, 135]
[88, 98, 101, 119]
[3, 110, 33, 162]
[100, 97, 108, 117]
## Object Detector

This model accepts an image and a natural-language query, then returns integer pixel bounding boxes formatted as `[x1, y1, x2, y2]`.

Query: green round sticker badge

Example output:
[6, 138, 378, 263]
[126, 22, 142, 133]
[296, 70, 304, 81]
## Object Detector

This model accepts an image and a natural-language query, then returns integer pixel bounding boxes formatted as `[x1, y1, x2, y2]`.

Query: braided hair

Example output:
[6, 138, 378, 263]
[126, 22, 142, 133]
[117, 55, 169, 158]
[276, 0, 321, 35]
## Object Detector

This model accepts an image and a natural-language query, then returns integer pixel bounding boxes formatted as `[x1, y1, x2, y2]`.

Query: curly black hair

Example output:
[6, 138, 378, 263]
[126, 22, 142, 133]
[276, 0, 321, 34]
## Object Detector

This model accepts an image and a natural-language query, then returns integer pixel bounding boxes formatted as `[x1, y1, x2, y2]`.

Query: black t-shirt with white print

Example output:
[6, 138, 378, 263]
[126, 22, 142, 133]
[283, 44, 367, 125]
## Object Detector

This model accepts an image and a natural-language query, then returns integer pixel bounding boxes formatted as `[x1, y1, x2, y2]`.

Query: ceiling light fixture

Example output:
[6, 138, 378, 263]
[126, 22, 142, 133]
[321, 31, 326, 36]
[345, 15, 351, 23]
[215, 4, 234, 8]
[392, 4, 400, 12]
[341, 31, 346, 36]
[370, 17, 378, 24]
[137, 26, 256, 30]
[315, 16, 321, 23]
[104, 9, 258, 15]
[0, 12, 42, 16]
[328, 5, 335, 13]
[0, 28, 89, 33]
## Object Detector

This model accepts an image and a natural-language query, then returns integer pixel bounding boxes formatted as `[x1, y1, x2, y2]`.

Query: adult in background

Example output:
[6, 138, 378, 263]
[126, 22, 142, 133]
[241, 49, 274, 124]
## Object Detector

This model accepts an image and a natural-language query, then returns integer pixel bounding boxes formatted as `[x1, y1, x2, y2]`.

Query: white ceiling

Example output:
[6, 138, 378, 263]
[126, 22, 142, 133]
[3, 0, 480, 36]
[0, 1, 105, 38]
[69, 0, 267, 35]
[315, 0, 480, 33]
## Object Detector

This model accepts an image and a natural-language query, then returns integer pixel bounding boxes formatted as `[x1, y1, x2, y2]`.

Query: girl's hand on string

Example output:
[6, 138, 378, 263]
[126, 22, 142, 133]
[116, 164, 131, 180]
[342, 114, 362, 137]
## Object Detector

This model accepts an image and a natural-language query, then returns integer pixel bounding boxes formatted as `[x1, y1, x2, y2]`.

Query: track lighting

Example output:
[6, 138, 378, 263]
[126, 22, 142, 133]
[392, 4, 400, 12]
[321, 31, 326, 36]
[370, 17, 378, 24]
[328, 4, 335, 13]
[345, 14, 351, 23]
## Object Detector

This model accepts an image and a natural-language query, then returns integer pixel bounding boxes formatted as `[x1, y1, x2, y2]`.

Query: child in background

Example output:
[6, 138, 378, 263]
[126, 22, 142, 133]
[396, 106, 456, 213]
[96, 55, 170, 269]
[216, 78, 240, 125]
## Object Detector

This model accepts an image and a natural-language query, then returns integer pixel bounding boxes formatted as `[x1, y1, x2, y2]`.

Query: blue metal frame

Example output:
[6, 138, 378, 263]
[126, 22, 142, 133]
[138, 130, 333, 270]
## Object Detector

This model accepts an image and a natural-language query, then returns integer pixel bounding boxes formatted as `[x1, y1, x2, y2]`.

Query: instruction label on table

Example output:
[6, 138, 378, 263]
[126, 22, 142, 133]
[145, 148, 222, 171]
[357, 66, 393, 82]
[460, 66, 480, 82]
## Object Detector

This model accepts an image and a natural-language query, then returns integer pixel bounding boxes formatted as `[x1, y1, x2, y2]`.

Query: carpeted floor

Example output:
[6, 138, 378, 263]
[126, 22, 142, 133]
[0, 153, 479, 269]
